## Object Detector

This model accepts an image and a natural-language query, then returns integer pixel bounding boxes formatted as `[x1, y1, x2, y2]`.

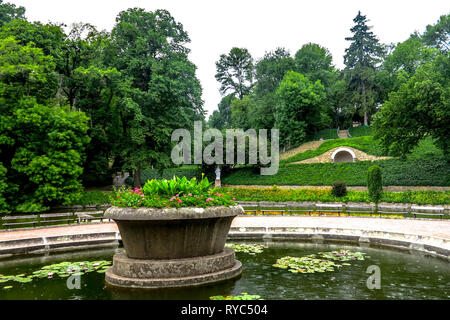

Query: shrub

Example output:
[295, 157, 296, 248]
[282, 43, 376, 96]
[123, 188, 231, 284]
[331, 181, 347, 197]
[368, 165, 383, 213]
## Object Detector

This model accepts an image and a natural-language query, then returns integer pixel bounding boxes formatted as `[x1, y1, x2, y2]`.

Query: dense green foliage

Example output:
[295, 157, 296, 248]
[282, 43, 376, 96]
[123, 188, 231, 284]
[275, 71, 326, 149]
[221, 187, 450, 205]
[373, 54, 450, 158]
[111, 177, 236, 208]
[0, 0, 24, 27]
[125, 166, 202, 185]
[0, 38, 89, 213]
[107, 8, 204, 186]
[0, 5, 207, 212]
[348, 126, 372, 137]
[69, 187, 450, 206]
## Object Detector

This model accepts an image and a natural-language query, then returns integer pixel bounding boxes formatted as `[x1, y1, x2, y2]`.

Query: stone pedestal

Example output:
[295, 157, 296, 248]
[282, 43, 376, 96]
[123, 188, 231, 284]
[104, 206, 244, 289]
[105, 248, 242, 288]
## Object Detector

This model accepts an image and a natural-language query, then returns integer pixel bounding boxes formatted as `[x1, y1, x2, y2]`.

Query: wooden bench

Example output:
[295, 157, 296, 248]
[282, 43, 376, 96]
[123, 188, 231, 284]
[1, 215, 38, 229]
[39, 212, 76, 226]
[76, 211, 107, 223]
[315, 204, 343, 215]
[410, 206, 444, 219]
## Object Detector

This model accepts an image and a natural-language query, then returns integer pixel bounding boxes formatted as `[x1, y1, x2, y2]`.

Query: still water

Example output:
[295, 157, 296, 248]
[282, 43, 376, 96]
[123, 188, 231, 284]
[0, 240, 449, 300]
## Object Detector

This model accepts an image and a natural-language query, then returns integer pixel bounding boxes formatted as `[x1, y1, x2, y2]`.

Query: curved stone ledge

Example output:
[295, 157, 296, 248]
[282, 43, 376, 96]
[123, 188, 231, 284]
[112, 248, 237, 279]
[105, 260, 242, 289]
[104, 205, 244, 221]
[0, 232, 119, 256]
[228, 226, 450, 259]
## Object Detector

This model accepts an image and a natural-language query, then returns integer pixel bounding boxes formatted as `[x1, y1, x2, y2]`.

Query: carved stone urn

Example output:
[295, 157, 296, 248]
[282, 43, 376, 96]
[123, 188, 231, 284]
[104, 205, 243, 289]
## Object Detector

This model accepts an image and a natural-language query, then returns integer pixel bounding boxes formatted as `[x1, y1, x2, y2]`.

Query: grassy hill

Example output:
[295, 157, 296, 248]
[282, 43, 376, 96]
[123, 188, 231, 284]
[223, 135, 449, 186]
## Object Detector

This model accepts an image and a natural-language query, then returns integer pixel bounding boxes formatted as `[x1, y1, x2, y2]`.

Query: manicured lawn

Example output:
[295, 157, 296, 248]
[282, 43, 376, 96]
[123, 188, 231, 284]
[281, 136, 385, 164]
[311, 128, 339, 140]
[349, 126, 373, 137]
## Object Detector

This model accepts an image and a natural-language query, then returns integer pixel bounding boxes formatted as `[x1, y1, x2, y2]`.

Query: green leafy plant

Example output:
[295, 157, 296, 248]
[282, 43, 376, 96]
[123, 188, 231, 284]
[111, 176, 237, 208]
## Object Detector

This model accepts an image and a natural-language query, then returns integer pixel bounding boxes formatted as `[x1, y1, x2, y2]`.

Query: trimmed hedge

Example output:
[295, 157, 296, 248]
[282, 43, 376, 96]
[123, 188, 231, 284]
[223, 157, 450, 186]
[68, 188, 450, 206]
[221, 187, 450, 205]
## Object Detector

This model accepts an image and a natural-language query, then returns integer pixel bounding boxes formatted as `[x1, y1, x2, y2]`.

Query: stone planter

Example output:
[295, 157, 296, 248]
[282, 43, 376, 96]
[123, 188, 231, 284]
[104, 205, 243, 288]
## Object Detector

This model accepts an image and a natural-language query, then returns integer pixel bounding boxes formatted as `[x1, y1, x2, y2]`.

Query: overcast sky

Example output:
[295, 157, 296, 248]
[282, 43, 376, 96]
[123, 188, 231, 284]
[8, 0, 449, 116]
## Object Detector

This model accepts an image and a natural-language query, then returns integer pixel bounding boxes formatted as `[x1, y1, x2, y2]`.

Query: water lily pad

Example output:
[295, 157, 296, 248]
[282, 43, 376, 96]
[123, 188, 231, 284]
[225, 243, 264, 255]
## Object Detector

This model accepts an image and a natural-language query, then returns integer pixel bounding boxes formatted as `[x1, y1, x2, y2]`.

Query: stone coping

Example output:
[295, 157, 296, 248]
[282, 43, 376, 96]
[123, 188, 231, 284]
[0, 217, 448, 260]
[104, 205, 244, 220]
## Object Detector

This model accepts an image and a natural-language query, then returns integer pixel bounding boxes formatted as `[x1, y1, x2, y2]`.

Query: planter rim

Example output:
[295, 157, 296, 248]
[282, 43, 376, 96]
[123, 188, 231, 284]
[104, 205, 243, 221]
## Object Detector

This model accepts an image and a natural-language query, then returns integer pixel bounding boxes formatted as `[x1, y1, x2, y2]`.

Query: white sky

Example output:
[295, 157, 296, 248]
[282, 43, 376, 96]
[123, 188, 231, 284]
[8, 0, 449, 116]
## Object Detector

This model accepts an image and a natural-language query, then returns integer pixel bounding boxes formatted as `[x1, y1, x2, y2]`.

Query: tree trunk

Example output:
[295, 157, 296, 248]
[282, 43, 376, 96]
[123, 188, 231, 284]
[133, 164, 142, 187]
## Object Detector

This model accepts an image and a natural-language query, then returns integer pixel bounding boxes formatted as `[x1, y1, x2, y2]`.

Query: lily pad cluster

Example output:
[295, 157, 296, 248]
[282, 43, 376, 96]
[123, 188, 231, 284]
[316, 250, 367, 262]
[273, 256, 339, 273]
[210, 292, 263, 300]
[273, 250, 368, 274]
[1, 260, 111, 289]
[225, 243, 264, 255]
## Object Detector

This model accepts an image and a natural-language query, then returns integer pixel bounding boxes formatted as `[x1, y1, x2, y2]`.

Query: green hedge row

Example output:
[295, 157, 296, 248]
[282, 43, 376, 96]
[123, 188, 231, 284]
[221, 187, 450, 205]
[68, 187, 450, 206]
[223, 157, 450, 186]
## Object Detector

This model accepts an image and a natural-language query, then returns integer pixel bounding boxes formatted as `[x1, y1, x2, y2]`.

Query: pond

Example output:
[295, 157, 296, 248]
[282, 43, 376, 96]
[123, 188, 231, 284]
[0, 240, 449, 300]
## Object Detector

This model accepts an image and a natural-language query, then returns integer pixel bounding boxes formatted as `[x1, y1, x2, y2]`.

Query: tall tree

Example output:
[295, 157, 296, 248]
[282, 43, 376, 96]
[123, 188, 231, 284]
[294, 43, 334, 86]
[215, 47, 254, 99]
[422, 14, 449, 53]
[207, 93, 235, 130]
[275, 71, 326, 149]
[0, 0, 25, 27]
[252, 48, 294, 129]
[373, 54, 450, 158]
[108, 8, 204, 186]
[344, 11, 384, 125]
[0, 38, 89, 212]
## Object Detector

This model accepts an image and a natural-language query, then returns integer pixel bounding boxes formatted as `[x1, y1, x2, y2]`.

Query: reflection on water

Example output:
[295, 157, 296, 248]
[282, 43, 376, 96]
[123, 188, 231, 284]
[0, 240, 449, 300]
